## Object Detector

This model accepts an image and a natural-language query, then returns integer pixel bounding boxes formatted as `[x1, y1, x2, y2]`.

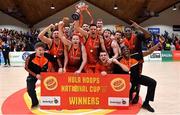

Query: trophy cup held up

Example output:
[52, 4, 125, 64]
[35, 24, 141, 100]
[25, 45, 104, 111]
[71, 2, 88, 20]
[71, 12, 80, 20]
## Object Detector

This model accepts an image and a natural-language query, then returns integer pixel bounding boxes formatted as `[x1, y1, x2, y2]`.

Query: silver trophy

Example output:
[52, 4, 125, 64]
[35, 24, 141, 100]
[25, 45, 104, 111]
[72, 2, 87, 20]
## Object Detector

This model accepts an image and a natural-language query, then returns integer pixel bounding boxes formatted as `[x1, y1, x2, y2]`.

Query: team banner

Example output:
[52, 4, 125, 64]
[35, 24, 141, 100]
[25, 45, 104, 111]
[40, 73, 130, 110]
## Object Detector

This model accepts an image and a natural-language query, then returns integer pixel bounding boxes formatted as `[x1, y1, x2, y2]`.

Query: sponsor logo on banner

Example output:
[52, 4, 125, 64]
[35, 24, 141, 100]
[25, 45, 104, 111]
[22, 52, 31, 61]
[161, 51, 173, 62]
[150, 53, 160, 58]
[108, 97, 129, 106]
[43, 76, 58, 91]
[111, 78, 126, 92]
[41, 96, 60, 106]
[148, 28, 160, 34]
[149, 51, 162, 61]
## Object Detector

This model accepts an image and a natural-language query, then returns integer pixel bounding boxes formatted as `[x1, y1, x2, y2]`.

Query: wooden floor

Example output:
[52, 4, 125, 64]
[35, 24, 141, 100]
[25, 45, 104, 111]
[0, 62, 180, 115]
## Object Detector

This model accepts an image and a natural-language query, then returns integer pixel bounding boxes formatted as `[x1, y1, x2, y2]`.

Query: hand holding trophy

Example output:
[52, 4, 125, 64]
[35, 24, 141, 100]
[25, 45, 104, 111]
[72, 2, 88, 20]
[58, 17, 70, 29]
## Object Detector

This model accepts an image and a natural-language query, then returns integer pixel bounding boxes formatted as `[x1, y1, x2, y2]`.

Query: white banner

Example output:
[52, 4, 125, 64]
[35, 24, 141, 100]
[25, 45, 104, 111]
[9, 51, 34, 66]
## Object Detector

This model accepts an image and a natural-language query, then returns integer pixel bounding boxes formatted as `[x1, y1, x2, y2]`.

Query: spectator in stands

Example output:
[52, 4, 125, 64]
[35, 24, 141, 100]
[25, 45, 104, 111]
[153, 34, 159, 45]
[164, 39, 171, 50]
[170, 43, 176, 51]
[24, 40, 34, 51]
[175, 41, 180, 50]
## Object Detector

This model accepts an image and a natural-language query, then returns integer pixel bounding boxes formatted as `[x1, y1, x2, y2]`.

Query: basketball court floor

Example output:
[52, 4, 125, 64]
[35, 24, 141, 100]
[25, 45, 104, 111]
[1, 62, 180, 115]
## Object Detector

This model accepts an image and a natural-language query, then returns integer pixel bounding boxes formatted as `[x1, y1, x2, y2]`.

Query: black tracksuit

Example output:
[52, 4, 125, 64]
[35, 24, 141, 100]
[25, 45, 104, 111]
[127, 33, 157, 103]
[25, 53, 56, 107]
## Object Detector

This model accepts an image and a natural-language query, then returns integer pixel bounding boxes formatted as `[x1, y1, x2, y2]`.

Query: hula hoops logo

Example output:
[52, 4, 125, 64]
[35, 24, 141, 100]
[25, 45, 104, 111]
[43, 76, 58, 91]
[22, 52, 30, 61]
[111, 78, 126, 92]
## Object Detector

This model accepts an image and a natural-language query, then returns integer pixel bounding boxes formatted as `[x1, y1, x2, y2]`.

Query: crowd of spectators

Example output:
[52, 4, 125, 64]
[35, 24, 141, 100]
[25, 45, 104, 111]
[142, 31, 180, 51]
[0, 28, 180, 52]
[0, 28, 40, 51]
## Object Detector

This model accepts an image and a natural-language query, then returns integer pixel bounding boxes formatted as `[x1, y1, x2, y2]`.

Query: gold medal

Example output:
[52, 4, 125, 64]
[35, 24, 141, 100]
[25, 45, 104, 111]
[90, 49, 93, 53]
